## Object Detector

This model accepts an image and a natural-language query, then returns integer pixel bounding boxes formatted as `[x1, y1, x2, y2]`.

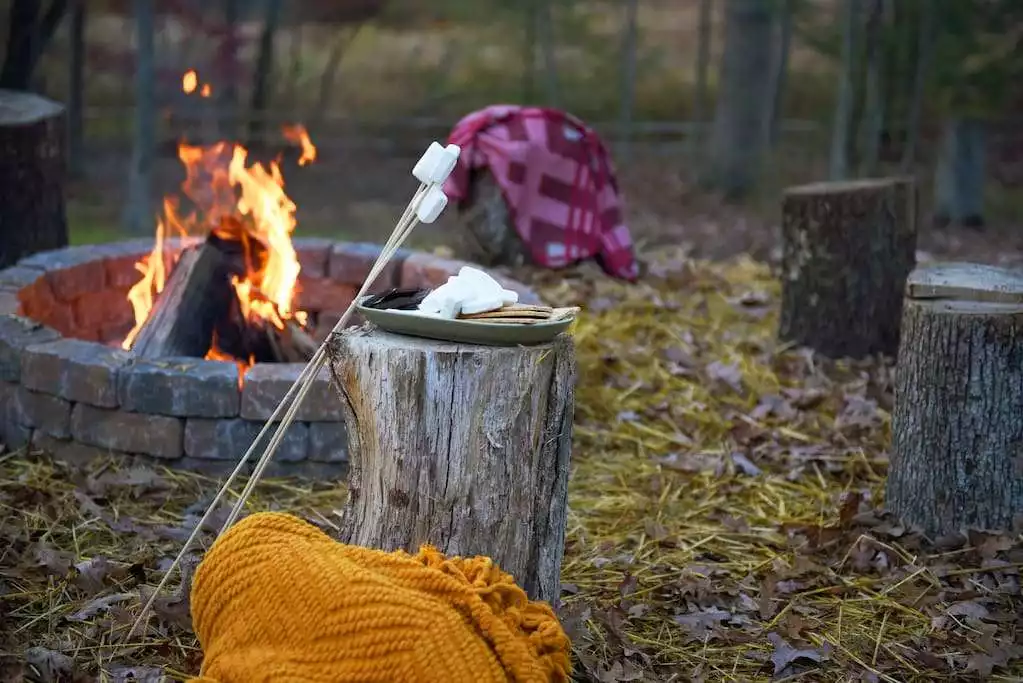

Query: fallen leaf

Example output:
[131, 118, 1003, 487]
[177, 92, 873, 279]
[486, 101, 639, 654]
[73, 556, 121, 593]
[835, 394, 881, 430]
[706, 361, 744, 392]
[105, 665, 168, 682]
[627, 603, 649, 618]
[33, 544, 72, 578]
[945, 600, 990, 621]
[23, 647, 86, 683]
[598, 659, 644, 682]
[674, 607, 731, 638]
[728, 452, 761, 476]
[87, 467, 169, 497]
[660, 451, 722, 474]
[838, 490, 864, 526]
[767, 632, 828, 675]
[69, 592, 134, 621]
[751, 394, 796, 421]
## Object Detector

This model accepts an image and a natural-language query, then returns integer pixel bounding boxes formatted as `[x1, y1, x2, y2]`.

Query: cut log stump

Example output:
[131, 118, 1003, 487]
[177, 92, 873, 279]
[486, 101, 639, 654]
[778, 177, 918, 358]
[327, 327, 576, 605]
[0, 90, 68, 269]
[888, 262, 1023, 536]
[452, 171, 531, 268]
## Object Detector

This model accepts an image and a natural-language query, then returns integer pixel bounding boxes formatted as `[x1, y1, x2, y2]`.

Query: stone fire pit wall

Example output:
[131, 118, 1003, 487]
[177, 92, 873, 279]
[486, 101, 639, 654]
[0, 238, 538, 478]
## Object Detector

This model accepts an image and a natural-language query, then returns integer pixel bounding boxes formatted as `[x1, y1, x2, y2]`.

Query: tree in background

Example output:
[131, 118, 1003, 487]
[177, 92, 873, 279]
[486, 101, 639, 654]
[123, 0, 156, 236]
[706, 0, 774, 198]
[0, 0, 69, 90]
[248, 0, 285, 147]
[930, 0, 1023, 228]
[804, 0, 1020, 223]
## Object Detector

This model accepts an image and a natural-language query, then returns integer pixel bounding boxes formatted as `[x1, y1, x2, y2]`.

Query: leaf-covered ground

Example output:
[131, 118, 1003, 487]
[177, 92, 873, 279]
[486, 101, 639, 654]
[1, 250, 1021, 682]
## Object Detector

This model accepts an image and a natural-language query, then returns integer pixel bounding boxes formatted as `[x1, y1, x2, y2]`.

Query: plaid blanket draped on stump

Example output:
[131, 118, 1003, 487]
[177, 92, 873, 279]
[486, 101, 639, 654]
[443, 105, 639, 281]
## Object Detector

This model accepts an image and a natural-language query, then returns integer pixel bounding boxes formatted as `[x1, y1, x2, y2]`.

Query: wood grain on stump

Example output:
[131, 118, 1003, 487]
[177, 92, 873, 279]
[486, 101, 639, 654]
[888, 263, 1023, 536]
[327, 328, 576, 604]
[778, 177, 917, 358]
[453, 171, 531, 268]
[0, 90, 68, 269]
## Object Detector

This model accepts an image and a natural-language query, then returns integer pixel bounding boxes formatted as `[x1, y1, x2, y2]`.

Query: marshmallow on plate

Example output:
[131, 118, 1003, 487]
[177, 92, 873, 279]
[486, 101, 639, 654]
[417, 266, 519, 319]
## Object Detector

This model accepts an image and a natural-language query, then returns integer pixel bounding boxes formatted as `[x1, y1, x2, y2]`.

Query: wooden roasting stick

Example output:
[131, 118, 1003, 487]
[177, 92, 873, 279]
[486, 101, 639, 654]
[127, 142, 460, 642]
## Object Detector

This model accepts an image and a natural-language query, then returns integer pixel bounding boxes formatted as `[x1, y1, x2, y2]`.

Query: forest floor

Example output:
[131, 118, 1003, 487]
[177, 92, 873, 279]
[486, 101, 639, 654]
[1, 217, 1022, 681]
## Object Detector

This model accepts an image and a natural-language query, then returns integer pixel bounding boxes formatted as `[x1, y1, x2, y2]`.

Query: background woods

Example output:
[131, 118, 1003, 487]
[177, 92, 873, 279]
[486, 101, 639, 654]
[0, 0, 1019, 254]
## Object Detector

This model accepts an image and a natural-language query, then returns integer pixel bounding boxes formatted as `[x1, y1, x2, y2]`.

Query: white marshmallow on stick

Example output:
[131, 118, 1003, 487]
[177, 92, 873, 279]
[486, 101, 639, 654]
[415, 185, 449, 224]
[412, 141, 461, 185]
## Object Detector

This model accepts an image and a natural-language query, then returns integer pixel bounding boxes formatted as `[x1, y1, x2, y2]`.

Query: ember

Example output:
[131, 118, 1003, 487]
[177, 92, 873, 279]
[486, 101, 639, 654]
[122, 71, 317, 372]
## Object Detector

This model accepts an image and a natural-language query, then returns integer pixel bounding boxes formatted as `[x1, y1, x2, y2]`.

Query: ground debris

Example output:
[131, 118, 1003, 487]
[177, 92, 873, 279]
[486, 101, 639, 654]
[0, 252, 1021, 681]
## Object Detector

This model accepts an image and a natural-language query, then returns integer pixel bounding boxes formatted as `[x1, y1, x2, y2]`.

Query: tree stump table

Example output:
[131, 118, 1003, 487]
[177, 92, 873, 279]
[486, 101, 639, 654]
[888, 262, 1023, 536]
[0, 90, 68, 269]
[778, 177, 918, 358]
[326, 327, 576, 605]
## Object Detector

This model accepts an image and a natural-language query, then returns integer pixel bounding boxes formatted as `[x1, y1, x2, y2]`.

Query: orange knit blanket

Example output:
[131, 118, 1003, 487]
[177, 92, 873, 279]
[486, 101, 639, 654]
[188, 512, 572, 682]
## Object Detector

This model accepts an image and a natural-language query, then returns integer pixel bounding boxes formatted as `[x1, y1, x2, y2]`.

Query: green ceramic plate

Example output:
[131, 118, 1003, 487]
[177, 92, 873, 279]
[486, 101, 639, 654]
[356, 297, 573, 346]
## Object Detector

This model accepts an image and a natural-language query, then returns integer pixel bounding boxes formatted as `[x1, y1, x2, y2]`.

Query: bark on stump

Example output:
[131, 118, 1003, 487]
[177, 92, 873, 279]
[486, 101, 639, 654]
[888, 263, 1023, 536]
[778, 177, 917, 358]
[327, 328, 576, 605]
[0, 90, 68, 269]
[452, 171, 531, 268]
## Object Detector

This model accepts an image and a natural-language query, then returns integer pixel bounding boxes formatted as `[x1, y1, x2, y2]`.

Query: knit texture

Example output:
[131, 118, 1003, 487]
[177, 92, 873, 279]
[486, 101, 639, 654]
[188, 512, 572, 683]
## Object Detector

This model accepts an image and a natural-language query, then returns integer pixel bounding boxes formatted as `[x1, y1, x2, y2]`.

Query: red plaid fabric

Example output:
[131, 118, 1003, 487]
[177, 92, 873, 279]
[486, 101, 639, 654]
[443, 105, 639, 281]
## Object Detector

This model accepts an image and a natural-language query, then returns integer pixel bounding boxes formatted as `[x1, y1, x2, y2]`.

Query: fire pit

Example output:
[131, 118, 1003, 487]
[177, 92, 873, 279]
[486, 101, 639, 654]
[0, 93, 538, 477]
[0, 240, 537, 477]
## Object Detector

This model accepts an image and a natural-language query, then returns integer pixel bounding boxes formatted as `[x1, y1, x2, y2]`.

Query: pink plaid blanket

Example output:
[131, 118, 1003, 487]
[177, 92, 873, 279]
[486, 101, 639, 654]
[443, 105, 639, 281]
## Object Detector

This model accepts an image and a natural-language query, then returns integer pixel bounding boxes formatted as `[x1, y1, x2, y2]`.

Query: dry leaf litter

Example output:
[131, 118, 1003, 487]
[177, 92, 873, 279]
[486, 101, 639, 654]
[1, 247, 1021, 682]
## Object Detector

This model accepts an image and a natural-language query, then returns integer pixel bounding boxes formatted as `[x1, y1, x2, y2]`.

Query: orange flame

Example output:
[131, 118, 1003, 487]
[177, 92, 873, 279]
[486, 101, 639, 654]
[200, 83, 212, 98]
[182, 69, 198, 94]
[282, 124, 317, 166]
[122, 75, 317, 366]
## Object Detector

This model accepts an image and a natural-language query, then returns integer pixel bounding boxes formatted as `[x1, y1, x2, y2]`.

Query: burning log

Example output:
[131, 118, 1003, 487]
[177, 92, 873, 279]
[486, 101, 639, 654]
[129, 230, 317, 363]
[129, 241, 234, 359]
[269, 320, 318, 363]
[123, 117, 320, 364]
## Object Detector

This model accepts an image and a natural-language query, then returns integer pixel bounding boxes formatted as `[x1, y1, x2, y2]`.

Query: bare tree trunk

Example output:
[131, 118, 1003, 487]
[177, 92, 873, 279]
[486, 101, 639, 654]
[934, 118, 987, 228]
[691, 0, 714, 160]
[829, 0, 857, 181]
[248, 0, 283, 147]
[900, 0, 933, 172]
[618, 0, 639, 162]
[707, 0, 774, 198]
[68, 0, 86, 177]
[523, 0, 538, 101]
[219, 0, 241, 140]
[766, 0, 792, 148]
[857, 0, 885, 177]
[328, 329, 576, 606]
[314, 25, 363, 122]
[0, 0, 70, 90]
[889, 263, 1023, 536]
[124, 0, 156, 236]
[538, 0, 559, 106]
